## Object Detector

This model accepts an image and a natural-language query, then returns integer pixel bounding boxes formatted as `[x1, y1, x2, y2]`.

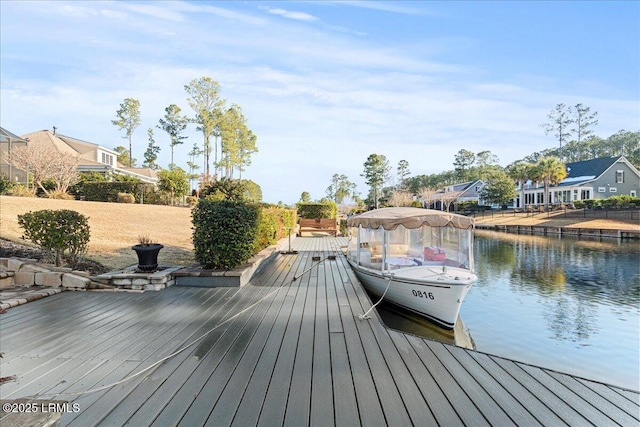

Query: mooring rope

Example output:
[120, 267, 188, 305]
[358, 274, 393, 320]
[20, 251, 335, 400]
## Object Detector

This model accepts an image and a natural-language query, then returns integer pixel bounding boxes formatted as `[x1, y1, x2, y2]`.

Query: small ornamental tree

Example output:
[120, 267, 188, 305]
[200, 177, 247, 201]
[17, 209, 90, 266]
[157, 167, 190, 205]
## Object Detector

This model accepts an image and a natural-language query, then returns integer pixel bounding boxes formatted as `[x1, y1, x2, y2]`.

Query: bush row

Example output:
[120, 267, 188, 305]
[75, 181, 154, 203]
[296, 201, 337, 219]
[573, 196, 640, 210]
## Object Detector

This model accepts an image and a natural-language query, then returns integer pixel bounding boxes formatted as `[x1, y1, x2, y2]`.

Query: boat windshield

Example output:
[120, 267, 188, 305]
[347, 224, 474, 272]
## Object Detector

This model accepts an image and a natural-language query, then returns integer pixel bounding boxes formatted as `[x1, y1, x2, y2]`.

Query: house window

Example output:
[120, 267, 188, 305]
[598, 187, 606, 193]
[616, 170, 624, 183]
[609, 187, 617, 193]
[631, 191, 637, 197]
[101, 153, 113, 166]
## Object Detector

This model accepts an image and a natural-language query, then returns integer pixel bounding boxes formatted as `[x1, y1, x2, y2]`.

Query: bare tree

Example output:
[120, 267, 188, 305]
[388, 190, 414, 207]
[11, 144, 80, 195]
[418, 187, 438, 208]
[440, 190, 463, 212]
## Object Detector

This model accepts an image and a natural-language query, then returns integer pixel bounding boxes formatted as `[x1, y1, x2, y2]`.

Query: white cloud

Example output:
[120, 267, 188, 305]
[124, 3, 186, 22]
[1, 1, 637, 203]
[260, 6, 319, 22]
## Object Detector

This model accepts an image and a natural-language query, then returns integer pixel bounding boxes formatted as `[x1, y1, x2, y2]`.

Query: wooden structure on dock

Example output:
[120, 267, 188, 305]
[1, 237, 638, 426]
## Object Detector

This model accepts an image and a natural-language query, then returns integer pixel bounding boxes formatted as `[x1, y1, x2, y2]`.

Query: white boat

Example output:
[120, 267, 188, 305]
[346, 207, 477, 329]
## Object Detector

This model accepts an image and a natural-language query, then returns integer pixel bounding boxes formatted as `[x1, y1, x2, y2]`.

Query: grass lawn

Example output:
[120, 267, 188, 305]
[0, 195, 195, 270]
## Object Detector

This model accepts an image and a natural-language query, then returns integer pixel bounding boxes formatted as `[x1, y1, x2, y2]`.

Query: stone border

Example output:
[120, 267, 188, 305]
[0, 257, 96, 310]
[0, 258, 93, 291]
[92, 265, 182, 291]
[172, 235, 296, 288]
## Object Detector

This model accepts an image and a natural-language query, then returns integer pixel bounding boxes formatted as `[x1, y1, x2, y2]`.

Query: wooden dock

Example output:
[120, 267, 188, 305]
[1, 237, 638, 426]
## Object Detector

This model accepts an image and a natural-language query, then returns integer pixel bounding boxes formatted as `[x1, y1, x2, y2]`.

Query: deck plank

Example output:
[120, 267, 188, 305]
[490, 357, 593, 425]
[537, 368, 640, 426]
[229, 254, 309, 427]
[444, 345, 543, 426]
[428, 342, 515, 426]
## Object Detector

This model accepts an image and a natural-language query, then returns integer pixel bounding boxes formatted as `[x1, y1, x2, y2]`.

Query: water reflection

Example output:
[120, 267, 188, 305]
[469, 230, 640, 390]
[475, 230, 640, 308]
[374, 229, 640, 390]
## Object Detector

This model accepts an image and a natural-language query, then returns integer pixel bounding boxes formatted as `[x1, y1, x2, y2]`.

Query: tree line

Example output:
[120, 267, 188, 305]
[305, 102, 638, 210]
[112, 76, 258, 189]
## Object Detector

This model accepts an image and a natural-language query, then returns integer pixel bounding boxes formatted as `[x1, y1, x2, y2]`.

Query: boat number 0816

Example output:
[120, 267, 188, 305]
[412, 290, 434, 300]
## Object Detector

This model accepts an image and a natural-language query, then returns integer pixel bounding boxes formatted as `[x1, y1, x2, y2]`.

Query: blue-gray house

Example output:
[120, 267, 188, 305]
[516, 155, 640, 208]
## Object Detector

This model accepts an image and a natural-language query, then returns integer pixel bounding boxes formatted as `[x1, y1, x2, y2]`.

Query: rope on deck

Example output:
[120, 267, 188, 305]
[21, 250, 338, 401]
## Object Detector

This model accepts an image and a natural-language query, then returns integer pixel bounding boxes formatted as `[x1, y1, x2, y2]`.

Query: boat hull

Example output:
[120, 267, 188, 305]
[348, 260, 474, 329]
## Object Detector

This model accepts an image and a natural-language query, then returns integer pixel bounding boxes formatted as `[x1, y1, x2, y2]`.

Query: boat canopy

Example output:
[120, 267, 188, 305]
[347, 207, 475, 231]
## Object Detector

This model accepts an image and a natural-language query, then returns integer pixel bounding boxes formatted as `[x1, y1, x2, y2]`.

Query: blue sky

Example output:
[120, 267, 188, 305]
[1, 1, 638, 204]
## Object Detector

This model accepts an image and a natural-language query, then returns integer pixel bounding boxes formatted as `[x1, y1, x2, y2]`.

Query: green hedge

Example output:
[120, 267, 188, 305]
[578, 196, 640, 210]
[296, 201, 337, 219]
[192, 201, 297, 270]
[255, 206, 297, 251]
[76, 181, 154, 202]
[192, 200, 260, 270]
[17, 209, 90, 266]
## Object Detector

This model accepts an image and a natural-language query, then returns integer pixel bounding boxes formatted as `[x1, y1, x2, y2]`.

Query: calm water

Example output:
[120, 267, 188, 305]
[378, 230, 640, 391]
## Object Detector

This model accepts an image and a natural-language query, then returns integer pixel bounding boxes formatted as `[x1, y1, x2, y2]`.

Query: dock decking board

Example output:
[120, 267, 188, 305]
[1, 237, 638, 426]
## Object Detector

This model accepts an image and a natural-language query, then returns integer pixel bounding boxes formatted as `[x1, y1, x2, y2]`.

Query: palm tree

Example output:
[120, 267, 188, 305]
[532, 156, 567, 210]
[507, 161, 533, 209]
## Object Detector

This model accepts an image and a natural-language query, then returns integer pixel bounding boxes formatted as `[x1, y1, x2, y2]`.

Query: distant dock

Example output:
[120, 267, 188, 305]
[476, 223, 640, 239]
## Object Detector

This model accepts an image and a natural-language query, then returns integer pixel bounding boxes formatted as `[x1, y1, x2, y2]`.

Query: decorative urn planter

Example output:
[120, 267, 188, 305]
[132, 244, 164, 272]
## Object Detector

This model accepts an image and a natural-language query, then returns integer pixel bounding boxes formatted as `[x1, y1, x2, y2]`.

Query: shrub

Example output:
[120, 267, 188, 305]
[253, 206, 297, 251]
[201, 178, 248, 202]
[339, 219, 348, 236]
[186, 195, 199, 207]
[606, 195, 638, 209]
[573, 200, 585, 209]
[296, 201, 337, 219]
[582, 199, 599, 209]
[192, 200, 260, 270]
[17, 209, 90, 266]
[8, 185, 36, 197]
[117, 192, 136, 203]
[47, 190, 75, 200]
[254, 208, 279, 253]
[0, 174, 15, 195]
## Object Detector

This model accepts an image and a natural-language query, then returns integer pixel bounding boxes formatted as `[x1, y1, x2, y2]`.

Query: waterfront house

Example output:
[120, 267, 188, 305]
[515, 155, 640, 208]
[423, 179, 487, 210]
[0, 128, 158, 184]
